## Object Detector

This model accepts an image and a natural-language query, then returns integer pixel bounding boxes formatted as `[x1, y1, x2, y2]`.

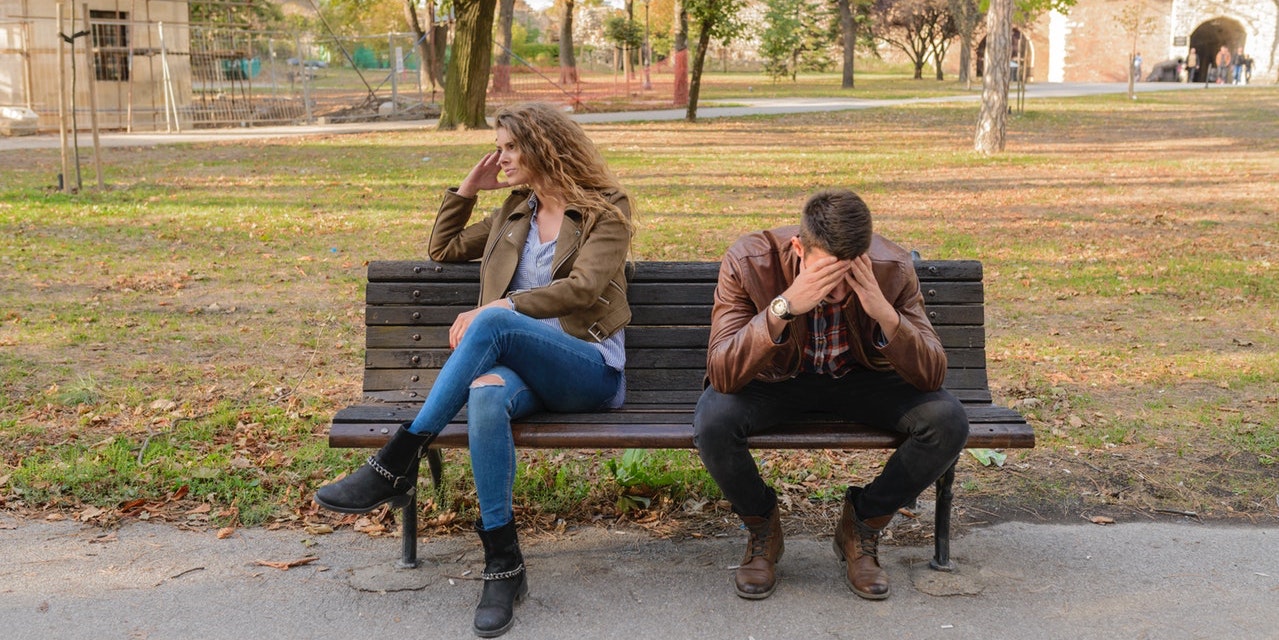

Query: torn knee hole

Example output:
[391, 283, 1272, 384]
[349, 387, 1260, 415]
[470, 374, 506, 388]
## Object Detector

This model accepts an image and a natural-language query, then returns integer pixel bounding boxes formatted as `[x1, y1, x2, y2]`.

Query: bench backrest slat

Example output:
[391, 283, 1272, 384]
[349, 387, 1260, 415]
[360, 259, 989, 404]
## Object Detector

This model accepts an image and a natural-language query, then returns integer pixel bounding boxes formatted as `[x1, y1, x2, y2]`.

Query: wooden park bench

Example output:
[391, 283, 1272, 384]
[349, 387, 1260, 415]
[328, 257, 1034, 570]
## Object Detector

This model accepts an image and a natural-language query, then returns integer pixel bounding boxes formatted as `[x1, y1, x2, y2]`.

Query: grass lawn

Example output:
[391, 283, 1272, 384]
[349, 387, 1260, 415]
[1, 85, 1276, 537]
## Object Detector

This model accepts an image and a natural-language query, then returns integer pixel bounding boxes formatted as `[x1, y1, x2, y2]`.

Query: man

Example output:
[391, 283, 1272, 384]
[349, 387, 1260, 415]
[693, 189, 969, 601]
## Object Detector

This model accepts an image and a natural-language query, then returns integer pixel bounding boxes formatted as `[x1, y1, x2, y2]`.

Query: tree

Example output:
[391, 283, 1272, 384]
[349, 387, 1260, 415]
[672, 0, 690, 105]
[949, 0, 980, 86]
[973, 0, 1009, 154]
[560, 0, 579, 85]
[605, 16, 645, 78]
[1117, 2, 1157, 99]
[870, 0, 956, 80]
[760, 0, 836, 82]
[684, 0, 747, 121]
[189, 0, 284, 27]
[836, 0, 874, 88]
[402, 0, 444, 97]
[493, 0, 517, 93]
[439, 0, 497, 130]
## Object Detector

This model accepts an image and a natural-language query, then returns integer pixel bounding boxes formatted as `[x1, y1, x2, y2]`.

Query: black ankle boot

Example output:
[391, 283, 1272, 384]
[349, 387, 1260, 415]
[313, 424, 435, 513]
[473, 520, 528, 638]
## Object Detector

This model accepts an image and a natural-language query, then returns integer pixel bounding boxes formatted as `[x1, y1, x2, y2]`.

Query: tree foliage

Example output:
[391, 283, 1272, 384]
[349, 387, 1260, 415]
[760, 0, 838, 82]
[188, 0, 285, 28]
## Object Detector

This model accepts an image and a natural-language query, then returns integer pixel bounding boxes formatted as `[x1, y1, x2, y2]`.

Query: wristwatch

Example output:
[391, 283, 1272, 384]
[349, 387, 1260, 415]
[768, 295, 795, 321]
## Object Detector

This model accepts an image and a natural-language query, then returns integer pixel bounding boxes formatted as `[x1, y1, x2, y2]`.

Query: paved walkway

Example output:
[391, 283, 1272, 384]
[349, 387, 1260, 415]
[1, 81, 1211, 152]
[1, 515, 1275, 639]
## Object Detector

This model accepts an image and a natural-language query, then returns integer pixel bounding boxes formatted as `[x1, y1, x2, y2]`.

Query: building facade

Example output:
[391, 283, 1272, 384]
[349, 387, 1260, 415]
[0, 0, 193, 131]
[1027, 0, 1276, 83]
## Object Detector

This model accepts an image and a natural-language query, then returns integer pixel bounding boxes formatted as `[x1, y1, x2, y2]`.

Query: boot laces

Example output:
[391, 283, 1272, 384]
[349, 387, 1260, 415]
[856, 529, 880, 559]
[745, 524, 773, 560]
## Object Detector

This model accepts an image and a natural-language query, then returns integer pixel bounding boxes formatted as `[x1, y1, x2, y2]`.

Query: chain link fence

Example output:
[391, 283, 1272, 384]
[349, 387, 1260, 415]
[2, 10, 675, 133]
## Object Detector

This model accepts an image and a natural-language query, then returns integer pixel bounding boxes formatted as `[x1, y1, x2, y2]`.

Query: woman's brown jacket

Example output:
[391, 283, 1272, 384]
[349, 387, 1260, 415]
[427, 187, 632, 342]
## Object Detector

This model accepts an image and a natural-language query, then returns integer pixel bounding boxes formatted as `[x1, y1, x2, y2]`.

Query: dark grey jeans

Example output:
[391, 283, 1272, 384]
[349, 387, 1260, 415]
[692, 370, 970, 520]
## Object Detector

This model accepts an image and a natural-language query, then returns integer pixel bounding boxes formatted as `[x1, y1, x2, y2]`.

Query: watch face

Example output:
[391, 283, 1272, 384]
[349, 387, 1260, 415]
[770, 296, 790, 318]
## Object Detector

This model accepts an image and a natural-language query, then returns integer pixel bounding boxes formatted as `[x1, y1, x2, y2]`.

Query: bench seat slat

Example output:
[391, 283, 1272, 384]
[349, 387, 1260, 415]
[329, 406, 1030, 450]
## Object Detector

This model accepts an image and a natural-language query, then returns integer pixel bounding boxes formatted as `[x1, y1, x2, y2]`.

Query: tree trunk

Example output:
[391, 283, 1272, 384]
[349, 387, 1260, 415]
[623, 0, 636, 81]
[402, 0, 434, 96]
[686, 21, 713, 121]
[839, 0, 855, 88]
[974, 0, 1010, 154]
[950, 0, 977, 88]
[913, 60, 924, 79]
[672, 1, 689, 106]
[560, 0, 578, 85]
[439, 0, 497, 131]
[958, 32, 973, 87]
[493, 0, 515, 93]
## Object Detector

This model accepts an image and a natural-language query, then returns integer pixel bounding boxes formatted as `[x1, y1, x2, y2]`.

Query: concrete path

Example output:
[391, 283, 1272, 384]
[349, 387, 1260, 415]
[1, 81, 1214, 152]
[1, 515, 1275, 640]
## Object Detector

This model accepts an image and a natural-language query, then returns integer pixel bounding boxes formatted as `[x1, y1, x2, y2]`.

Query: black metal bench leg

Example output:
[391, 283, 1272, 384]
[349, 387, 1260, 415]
[930, 462, 957, 572]
[398, 490, 418, 569]
[395, 448, 442, 569]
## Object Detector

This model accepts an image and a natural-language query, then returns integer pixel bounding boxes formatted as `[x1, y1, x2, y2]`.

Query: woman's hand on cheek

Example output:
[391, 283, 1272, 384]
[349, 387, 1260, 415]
[457, 152, 507, 198]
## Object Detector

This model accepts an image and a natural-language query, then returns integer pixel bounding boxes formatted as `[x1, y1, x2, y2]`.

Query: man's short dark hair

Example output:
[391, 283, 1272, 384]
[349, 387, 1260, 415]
[799, 189, 873, 260]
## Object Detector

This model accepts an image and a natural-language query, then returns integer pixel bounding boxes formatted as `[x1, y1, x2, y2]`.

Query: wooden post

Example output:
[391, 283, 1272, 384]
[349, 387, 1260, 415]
[82, 3, 104, 189]
[57, 3, 72, 193]
[21, 20, 35, 110]
[159, 21, 180, 132]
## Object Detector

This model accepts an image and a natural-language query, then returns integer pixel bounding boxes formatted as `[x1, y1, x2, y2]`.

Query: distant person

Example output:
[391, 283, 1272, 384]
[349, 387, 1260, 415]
[1184, 48, 1198, 83]
[1243, 53, 1254, 83]
[1232, 48, 1246, 85]
[1133, 52, 1143, 82]
[1215, 46, 1231, 84]
[693, 189, 969, 602]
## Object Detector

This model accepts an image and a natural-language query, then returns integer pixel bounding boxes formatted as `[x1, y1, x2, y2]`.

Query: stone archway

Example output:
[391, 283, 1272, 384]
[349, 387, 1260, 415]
[1189, 17, 1246, 82]
[977, 29, 1034, 81]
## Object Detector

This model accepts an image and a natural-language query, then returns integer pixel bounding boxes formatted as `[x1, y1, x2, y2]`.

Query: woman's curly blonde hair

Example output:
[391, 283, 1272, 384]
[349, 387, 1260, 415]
[494, 103, 632, 236]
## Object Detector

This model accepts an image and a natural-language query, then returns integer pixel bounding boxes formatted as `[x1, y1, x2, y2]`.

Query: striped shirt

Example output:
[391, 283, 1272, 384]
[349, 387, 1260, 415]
[509, 194, 627, 403]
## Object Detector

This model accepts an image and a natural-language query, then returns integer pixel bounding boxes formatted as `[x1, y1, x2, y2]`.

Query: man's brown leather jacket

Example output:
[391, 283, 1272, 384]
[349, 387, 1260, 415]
[706, 225, 948, 394]
[428, 187, 632, 343]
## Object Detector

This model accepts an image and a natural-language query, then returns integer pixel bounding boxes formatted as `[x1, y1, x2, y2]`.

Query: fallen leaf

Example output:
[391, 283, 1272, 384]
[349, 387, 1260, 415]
[1089, 515, 1115, 525]
[216, 527, 236, 539]
[254, 556, 319, 571]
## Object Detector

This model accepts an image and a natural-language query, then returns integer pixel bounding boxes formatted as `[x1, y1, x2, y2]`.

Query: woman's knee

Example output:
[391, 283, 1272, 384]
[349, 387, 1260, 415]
[467, 379, 514, 435]
[467, 306, 518, 340]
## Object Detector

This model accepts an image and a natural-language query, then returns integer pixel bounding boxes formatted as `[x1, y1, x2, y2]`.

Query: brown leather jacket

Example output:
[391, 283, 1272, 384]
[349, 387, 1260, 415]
[427, 187, 632, 342]
[706, 225, 947, 394]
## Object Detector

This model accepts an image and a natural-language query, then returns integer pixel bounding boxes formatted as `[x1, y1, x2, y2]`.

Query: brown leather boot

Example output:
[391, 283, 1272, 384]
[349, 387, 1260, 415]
[735, 507, 784, 599]
[833, 490, 893, 600]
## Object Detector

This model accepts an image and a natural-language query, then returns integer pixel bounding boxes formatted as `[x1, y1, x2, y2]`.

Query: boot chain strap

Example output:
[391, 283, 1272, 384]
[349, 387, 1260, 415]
[482, 563, 525, 581]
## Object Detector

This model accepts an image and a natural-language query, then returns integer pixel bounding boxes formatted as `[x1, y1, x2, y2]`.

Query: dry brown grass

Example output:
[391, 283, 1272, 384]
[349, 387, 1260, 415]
[1, 87, 1276, 534]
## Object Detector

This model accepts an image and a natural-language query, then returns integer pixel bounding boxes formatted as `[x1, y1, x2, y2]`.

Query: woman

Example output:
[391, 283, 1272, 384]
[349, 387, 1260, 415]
[315, 103, 633, 638]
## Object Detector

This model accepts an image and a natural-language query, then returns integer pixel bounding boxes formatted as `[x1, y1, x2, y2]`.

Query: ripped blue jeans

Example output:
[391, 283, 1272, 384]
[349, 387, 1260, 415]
[406, 307, 622, 530]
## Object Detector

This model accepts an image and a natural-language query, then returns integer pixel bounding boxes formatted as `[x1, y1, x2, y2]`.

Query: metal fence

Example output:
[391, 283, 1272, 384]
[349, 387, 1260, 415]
[2, 13, 676, 133]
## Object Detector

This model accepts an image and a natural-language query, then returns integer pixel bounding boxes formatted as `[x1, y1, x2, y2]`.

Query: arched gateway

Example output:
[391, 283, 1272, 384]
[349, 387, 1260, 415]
[1188, 17, 1248, 82]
